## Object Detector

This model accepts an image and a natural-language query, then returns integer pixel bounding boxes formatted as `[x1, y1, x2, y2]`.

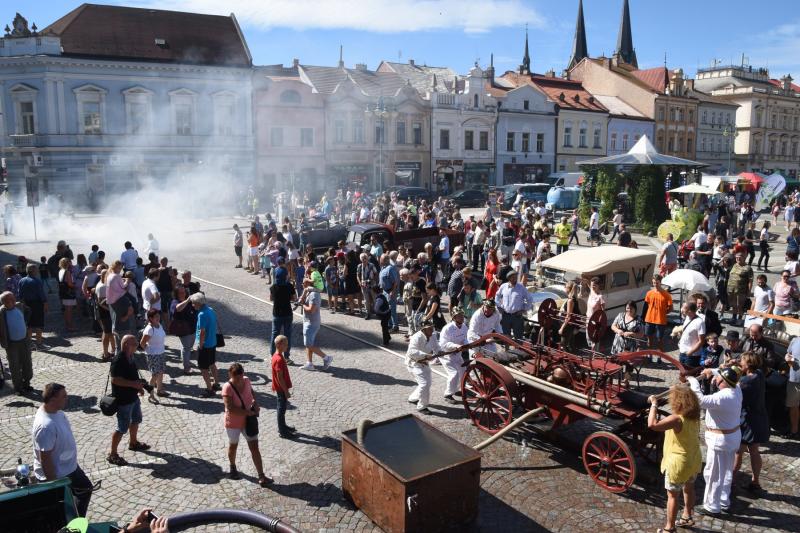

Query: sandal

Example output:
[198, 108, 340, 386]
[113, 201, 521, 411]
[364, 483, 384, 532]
[656, 528, 676, 533]
[128, 441, 151, 451]
[107, 453, 128, 466]
[676, 516, 694, 527]
[258, 475, 274, 487]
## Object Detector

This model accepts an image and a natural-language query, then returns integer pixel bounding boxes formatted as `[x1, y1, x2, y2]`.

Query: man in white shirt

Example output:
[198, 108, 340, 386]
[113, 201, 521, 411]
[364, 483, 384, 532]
[405, 320, 440, 413]
[467, 300, 503, 355]
[141, 269, 161, 312]
[683, 367, 743, 516]
[32, 383, 93, 517]
[120, 241, 139, 271]
[678, 302, 706, 368]
[494, 270, 533, 339]
[439, 306, 468, 404]
[589, 206, 600, 246]
[691, 226, 706, 250]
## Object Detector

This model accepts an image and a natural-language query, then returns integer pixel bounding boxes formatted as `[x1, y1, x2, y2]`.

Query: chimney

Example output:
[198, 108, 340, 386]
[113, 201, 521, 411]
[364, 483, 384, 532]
[409, 59, 415, 66]
[355, 63, 368, 71]
[292, 58, 299, 68]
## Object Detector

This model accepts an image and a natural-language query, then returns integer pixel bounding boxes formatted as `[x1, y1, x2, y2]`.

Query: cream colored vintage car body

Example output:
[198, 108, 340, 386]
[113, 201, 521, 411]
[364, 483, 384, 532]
[526, 247, 657, 324]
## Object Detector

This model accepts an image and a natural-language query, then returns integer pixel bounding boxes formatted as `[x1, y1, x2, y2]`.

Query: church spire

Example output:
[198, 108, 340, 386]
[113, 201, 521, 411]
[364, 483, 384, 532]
[567, 0, 588, 70]
[519, 24, 531, 75]
[615, 0, 637, 68]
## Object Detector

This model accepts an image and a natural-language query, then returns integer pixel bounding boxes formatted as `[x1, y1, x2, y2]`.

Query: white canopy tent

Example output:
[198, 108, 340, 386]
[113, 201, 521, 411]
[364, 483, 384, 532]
[577, 135, 708, 167]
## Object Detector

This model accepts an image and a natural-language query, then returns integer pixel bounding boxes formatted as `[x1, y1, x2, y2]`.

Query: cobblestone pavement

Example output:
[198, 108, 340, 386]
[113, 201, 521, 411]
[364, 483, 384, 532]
[0, 215, 798, 532]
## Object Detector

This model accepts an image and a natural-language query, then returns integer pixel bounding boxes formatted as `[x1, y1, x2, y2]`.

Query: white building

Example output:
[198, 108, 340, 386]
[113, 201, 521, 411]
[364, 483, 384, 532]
[593, 95, 654, 155]
[489, 82, 556, 183]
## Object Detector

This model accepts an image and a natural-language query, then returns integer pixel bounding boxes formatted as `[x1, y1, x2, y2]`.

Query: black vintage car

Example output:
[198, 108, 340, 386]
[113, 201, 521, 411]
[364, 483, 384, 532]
[446, 189, 486, 207]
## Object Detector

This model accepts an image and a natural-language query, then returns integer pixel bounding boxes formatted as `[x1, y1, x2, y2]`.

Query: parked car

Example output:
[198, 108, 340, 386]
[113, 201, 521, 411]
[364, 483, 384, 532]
[501, 183, 551, 209]
[395, 186, 434, 203]
[446, 189, 486, 207]
[346, 223, 464, 257]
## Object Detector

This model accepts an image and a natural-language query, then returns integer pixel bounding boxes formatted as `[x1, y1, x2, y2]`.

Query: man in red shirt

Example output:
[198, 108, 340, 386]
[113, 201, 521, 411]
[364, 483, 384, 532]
[271, 335, 296, 438]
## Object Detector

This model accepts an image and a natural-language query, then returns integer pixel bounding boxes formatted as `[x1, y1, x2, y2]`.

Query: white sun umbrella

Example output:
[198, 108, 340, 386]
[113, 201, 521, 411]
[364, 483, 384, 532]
[662, 269, 712, 311]
[668, 183, 721, 195]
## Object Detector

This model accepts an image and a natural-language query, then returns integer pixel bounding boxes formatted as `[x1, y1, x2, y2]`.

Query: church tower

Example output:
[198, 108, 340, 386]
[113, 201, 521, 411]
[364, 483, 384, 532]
[518, 26, 531, 75]
[615, 0, 638, 68]
[567, 0, 588, 70]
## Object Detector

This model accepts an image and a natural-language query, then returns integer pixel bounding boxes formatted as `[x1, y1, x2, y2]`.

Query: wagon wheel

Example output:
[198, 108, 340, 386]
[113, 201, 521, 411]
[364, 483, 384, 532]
[625, 427, 663, 465]
[582, 431, 637, 493]
[460, 362, 515, 434]
[538, 298, 557, 330]
[587, 310, 607, 343]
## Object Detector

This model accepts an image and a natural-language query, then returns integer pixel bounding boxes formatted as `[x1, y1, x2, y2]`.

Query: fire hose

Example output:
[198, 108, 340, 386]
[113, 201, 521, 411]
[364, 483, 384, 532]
[473, 407, 546, 450]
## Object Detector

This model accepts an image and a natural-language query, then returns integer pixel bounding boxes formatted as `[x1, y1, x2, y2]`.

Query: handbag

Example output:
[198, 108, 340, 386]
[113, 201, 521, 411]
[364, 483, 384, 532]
[216, 332, 226, 347]
[231, 380, 258, 437]
[98, 374, 118, 416]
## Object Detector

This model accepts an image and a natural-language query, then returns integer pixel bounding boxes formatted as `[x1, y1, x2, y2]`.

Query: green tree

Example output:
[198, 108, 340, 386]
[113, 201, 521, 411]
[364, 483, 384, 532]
[632, 167, 670, 235]
[595, 167, 620, 222]
[577, 166, 598, 226]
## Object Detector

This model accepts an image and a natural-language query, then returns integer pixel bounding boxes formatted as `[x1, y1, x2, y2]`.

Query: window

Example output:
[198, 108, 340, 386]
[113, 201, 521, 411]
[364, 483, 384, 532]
[579, 123, 587, 148]
[279, 90, 301, 104]
[755, 109, 763, 127]
[536, 133, 544, 153]
[688, 109, 694, 123]
[123, 87, 152, 135]
[353, 119, 364, 143]
[213, 93, 235, 136]
[563, 124, 572, 147]
[611, 271, 629, 288]
[793, 142, 799, 157]
[795, 117, 799, 131]
[169, 89, 197, 136]
[726, 113, 731, 125]
[772, 114, 777, 128]
[781, 140, 788, 155]
[670, 108, 677, 121]
[522, 132, 530, 152]
[440, 129, 450, 150]
[678, 133, 684, 152]
[610, 133, 617, 151]
[678, 109, 684, 122]
[479, 131, 489, 151]
[658, 106, 665, 121]
[506, 132, 515, 152]
[375, 120, 385, 144]
[523, 100, 530, 110]
[717, 138, 722, 152]
[702, 110, 708, 124]
[668, 136, 674, 152]
[413, 122, 422, 144]
[74, 85, 106, 135]
[301, 128, 314, 147]
[473, 94, 479, 108]
[712, 111, 716, 125]
[396, 121, 406, 144]
[593, 127, 601, 148]
[271, 127, 283, 147]
[769, 139, 776, 155]
[20, 101, 35, 134]
[622, 134, 629, 151]
[465, 130, 474, 151]
[334, 119, 345, 143]
[701, 137, 706, 151]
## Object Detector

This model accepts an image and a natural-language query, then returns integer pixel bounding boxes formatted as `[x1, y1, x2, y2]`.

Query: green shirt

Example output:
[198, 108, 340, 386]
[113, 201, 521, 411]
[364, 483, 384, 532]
[460, 291, 483, 320]
[727, 263, 753, 293]
[554, 223, 571, 245]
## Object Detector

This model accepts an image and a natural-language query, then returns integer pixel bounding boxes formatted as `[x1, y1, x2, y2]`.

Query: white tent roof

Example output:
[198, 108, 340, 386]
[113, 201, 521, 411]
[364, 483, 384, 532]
[577, 135, 708, 167]
[668, 183, 721, 195]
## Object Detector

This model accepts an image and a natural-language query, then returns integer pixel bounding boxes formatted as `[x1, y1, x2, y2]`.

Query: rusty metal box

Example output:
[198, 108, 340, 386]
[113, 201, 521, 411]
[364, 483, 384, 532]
[342, 414, 481, 533]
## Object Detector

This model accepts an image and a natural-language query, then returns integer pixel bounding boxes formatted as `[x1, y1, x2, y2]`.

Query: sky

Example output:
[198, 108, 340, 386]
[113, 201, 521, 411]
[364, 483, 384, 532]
[5, 0, 800, 78]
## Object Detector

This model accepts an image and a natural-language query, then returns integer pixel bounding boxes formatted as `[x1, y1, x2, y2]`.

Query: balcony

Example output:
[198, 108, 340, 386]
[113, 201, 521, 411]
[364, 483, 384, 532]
[9, 134, 40, 147]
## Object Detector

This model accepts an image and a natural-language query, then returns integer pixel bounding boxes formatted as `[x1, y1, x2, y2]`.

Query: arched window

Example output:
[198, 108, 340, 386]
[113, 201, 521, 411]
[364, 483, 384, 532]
[280, 90, 301, 104]
[473, 94, 479, 108]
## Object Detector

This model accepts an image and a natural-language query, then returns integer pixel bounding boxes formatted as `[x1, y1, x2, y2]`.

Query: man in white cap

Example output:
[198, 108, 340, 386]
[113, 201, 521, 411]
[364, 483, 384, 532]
[682, 366, 743, 516]
[439, 306, 468, 404]
[405, 319, 440, 413]
[467, 299, 502, 355]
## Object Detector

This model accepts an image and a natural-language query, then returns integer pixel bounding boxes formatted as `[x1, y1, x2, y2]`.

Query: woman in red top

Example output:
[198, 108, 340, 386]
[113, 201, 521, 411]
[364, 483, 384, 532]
[484, 248, 500, 300]
[222, 363, 272, 487]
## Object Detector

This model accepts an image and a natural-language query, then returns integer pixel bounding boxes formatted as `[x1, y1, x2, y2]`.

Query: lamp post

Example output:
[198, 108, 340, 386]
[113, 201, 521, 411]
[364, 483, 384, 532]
[365, 97, 397, 192]
[723, 124, 739, 175]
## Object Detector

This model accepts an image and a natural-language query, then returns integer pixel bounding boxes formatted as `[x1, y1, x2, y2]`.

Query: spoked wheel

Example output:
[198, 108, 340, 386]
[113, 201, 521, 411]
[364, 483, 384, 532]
[587, 310, 607, 343]
[461, 362, 515, 434]
[582, 431, 636, 493]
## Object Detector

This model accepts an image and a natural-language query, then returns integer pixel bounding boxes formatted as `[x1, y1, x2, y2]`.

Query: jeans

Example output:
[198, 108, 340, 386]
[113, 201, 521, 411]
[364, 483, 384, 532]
[276, 391, 289, 434]
[556, 243, 569, 255]
[379, 313, 391, 344]
[388, 294, 398, 329]
[5, 339, 32, 391]
[471, 244, 484, 271]
[679, 353, 700, 369]
[179, 334, 194, 369]
[271, 315, 293, 357]
[500, 311, 525, 340]
[68, 465, 93, 517]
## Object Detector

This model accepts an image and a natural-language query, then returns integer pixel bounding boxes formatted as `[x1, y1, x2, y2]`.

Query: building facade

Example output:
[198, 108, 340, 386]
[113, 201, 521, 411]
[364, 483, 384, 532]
[685, 80, 739, 173]
[694, 64, 800, 177]
[0, 7, 254, 204]
[489, 83, 557, 183]
[593, 94, 654, 155]
[252, 63, 326, 199]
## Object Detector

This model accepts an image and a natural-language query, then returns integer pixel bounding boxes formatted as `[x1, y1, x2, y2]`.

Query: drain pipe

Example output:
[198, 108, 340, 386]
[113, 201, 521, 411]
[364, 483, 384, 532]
[473, 406, 546, 451]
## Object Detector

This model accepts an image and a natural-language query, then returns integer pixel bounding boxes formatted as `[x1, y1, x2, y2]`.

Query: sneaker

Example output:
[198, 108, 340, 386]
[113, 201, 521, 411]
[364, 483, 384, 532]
[417, 407, 431, 414]
[322, 355, 333, 369]
[444, 395, 459, 405]
[301, 362, 315, 370]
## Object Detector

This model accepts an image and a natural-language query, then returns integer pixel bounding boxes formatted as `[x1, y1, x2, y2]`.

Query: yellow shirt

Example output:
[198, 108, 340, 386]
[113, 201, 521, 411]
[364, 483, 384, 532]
[660, 415, 702, 485]
[554, 222, 571, 245]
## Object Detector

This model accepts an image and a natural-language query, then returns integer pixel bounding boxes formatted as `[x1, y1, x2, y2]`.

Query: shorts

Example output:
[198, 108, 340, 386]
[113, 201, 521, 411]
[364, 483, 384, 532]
[226, 427, 258, 444]
[590, 229, 599, 240]
[665, 473, 696, 492]
[147, 352, 166, 374]
[786, 381, 800, 407]
[234, 246, 243, 258]
[98, 307, 113, 333]
[644, 322, 666, 339]
[198, 346, 217, 370]
[115, 399, 143, 434]
[303, 321, 320, 346]
[249, 247, 259, 257]
[160, 294, 172, 313]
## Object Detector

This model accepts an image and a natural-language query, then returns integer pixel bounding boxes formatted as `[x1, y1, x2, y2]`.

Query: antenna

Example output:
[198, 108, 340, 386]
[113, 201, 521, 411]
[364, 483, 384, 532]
[398, 49, 402, 60]
[664, 52, 667, 68]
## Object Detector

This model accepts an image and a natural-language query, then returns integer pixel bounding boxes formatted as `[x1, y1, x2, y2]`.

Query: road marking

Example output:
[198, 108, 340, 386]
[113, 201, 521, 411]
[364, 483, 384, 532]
[192, 275, 448, 379]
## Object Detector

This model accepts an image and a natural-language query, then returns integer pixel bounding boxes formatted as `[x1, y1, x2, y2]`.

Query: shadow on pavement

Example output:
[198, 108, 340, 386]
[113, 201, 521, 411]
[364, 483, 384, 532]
[270, 481, 354, 509]
[326, 366, 415, 387]
[128, 449, 225, 485]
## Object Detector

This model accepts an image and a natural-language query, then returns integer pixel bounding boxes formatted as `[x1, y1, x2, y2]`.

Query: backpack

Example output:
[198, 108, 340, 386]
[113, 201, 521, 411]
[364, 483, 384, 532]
[374, 293, 390, 316]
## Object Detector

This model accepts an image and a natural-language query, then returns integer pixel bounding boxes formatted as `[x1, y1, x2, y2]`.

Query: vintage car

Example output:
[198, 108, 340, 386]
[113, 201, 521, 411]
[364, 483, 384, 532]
[526, 246, 657, 326]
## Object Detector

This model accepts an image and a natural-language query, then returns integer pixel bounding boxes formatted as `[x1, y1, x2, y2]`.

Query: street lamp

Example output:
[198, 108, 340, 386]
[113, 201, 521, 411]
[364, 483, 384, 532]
[365, 97, 397, 192]
[723, 124, 739, 175]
